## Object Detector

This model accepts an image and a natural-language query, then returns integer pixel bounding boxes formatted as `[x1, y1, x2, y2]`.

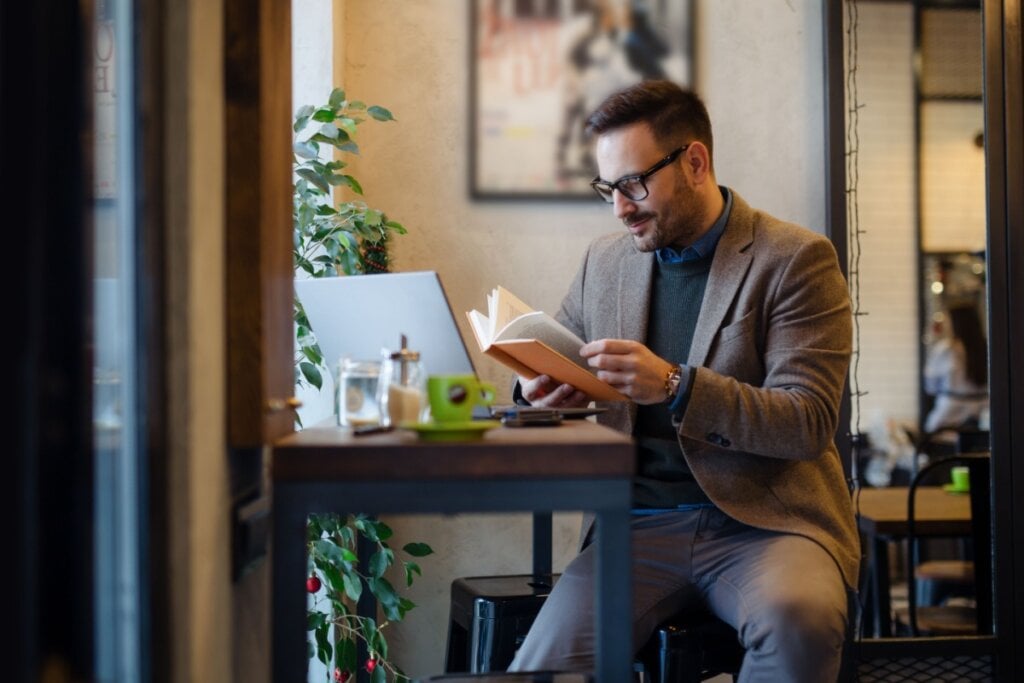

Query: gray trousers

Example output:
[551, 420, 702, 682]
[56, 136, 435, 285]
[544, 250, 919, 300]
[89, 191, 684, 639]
[508, 507, 848, 682]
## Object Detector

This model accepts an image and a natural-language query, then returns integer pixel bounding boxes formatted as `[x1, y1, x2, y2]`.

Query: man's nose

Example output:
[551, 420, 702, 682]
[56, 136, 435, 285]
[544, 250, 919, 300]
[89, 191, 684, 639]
[612, 190, 635, 220]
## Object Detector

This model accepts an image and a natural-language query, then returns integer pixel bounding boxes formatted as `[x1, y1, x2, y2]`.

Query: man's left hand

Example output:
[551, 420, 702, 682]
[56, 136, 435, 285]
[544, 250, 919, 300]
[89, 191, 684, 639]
[580, 339, 677, 404]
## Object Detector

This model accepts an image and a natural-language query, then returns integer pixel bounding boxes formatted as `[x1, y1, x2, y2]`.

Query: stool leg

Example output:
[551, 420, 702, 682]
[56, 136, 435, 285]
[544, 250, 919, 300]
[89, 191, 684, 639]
[444, 620, 468, 672]
[657, 628, 702, 683]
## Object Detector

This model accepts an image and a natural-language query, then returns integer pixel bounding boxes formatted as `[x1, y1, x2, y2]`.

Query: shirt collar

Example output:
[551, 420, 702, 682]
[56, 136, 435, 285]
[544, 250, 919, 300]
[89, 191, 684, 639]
[656, 186, 733, 264]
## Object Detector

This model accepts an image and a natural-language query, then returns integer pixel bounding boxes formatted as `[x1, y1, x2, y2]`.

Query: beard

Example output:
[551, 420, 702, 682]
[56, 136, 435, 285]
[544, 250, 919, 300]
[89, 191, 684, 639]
[625, 177, 708, 253]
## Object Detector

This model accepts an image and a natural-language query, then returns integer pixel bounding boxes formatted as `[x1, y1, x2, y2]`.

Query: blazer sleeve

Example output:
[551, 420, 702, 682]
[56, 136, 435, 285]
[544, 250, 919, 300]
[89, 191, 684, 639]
[680, 236, 852, 461]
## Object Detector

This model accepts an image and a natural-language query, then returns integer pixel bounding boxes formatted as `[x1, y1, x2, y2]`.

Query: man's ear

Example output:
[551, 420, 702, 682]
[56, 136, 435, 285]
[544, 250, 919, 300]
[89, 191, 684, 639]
[686, 141, 713, 184]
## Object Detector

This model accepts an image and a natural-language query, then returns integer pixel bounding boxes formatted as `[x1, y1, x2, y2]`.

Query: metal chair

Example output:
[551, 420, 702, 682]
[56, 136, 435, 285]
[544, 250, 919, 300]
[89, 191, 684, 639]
[905, 428, 988, 608]
[895, 453, 992, 636]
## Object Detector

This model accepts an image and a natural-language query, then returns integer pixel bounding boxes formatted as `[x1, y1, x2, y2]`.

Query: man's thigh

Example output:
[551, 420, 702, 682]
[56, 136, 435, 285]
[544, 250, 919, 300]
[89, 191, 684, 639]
[692, 509, 848, 648]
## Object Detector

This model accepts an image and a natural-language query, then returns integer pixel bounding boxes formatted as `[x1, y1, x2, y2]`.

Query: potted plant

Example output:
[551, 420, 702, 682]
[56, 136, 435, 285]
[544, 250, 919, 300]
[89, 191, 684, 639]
[293, 89, 432, 683]
[293, 88, 407, 397]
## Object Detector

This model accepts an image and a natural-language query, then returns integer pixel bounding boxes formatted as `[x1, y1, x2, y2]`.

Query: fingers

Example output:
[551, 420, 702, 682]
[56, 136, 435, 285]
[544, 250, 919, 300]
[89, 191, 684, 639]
[580, 338, 638, 358]
[521, 375, 588, 407]
[578, 339, 674, 405]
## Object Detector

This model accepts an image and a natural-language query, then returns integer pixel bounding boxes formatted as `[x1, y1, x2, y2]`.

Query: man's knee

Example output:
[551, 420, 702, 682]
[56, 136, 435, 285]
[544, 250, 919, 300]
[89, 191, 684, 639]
[746, 588, 847, 654]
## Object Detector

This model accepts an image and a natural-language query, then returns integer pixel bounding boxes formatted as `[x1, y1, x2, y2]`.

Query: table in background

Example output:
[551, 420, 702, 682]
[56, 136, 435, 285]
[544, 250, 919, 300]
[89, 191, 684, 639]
[854, 486, 973, 637]
[271, 420, 636, 683]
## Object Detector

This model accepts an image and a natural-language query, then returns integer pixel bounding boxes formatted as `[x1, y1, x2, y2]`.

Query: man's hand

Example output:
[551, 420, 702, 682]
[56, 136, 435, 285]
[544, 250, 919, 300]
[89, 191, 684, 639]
[518, 374, 591, 408]
[580, 339, 676, 404]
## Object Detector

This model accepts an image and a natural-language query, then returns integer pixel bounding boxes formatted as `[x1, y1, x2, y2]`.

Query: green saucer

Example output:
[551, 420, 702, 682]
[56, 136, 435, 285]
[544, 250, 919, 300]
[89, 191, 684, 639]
[943, 483, 970, 494]
[401, 420, 502, 442]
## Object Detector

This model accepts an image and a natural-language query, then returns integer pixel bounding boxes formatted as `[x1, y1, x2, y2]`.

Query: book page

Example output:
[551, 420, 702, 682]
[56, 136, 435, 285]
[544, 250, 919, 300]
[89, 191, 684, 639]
[491, 285, 535, 330]
[465, 309, 491, 348]
[493, 311, 589, 371]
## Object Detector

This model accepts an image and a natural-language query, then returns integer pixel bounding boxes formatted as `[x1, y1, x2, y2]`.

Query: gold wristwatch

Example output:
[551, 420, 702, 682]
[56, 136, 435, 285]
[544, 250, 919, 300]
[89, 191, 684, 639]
[664, 365, 683, 402]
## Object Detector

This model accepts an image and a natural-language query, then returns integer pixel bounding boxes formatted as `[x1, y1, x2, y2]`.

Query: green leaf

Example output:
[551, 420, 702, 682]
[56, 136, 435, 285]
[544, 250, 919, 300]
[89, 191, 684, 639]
[314, 623, 333, 665]
[338, 141, 360, 155]
[337, 117, 358, 137]
[336, 636, 357, 673]
[299, 361, 322, 390]
[368, 576, 398, 607]
[364, 208, 382, 227]
[348, 100, 367, 110]
[293, 141, 319, 159]
[371, 666, 386, 683]
[296, 168, 329, 193]
[403, 561, 421, 587]
[312, 107, 336, 122]
[319, 122, 339, 139]
[329, 88, 346, 108]
[367, 105, 395, 122]
[340, 175, 363, 195]
[342, 572, 362, 603]
[402, 542, 434, 557]
[397, 597, 416, 618]
[368, 548, 394, 578]
[306, 610, 328, 630]
[371, 520, 394, 541]
[312, 539, 346, 566]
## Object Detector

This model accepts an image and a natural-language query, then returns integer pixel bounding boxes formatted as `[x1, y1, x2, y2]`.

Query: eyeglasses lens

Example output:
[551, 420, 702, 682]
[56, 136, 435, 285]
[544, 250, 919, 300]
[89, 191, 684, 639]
[592, 178, 646, 203]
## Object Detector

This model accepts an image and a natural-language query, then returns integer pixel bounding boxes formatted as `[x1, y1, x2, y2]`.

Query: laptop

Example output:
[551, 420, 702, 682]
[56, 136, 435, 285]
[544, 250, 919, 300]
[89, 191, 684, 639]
[294, 271, 477, 377]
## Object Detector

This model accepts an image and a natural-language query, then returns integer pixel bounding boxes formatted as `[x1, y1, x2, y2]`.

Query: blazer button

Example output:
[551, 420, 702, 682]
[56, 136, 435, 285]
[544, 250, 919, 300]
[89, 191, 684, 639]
[707, 433, 731, 448]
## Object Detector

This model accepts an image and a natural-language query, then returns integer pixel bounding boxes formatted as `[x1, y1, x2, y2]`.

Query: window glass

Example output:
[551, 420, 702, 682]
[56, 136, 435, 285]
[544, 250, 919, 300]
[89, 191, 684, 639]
[92, 0, 142, 680]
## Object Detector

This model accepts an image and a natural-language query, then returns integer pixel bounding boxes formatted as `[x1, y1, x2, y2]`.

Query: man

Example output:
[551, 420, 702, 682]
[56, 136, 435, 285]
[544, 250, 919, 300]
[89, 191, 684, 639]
[508, 81, 859, 681]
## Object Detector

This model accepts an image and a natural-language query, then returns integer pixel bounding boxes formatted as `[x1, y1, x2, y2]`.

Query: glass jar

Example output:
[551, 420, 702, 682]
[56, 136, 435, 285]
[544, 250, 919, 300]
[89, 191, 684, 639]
[336, 358, 382, 428]
[377, 338, 428, 427]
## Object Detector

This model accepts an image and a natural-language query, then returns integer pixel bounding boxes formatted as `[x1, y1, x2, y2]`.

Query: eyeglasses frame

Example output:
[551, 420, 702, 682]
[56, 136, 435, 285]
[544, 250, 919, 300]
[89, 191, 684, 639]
[590, 144, 690, 203]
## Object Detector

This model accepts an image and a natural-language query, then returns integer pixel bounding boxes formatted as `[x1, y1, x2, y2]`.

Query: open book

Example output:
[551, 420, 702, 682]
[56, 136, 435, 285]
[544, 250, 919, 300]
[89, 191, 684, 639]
[466, 286, 627, 401]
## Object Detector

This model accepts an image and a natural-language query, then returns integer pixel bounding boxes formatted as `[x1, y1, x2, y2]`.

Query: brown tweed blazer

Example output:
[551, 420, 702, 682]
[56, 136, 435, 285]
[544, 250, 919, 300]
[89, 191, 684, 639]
[558, 192, 860, 588]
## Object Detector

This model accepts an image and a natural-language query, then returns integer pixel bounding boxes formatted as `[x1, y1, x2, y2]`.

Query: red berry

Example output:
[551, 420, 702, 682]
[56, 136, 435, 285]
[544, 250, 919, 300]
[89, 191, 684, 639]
[333, 668, 349, 682]
[306, 575, 321, 593]
[364, 659, 377, 673]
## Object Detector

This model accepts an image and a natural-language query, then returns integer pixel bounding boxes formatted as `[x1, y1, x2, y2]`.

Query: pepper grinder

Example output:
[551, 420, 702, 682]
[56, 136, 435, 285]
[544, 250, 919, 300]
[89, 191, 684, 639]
[378, 334, 427, 426]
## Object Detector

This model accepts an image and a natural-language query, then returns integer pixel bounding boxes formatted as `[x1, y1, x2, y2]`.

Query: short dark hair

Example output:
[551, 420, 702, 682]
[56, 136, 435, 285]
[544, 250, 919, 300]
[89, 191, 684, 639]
[585, 80, 714, 164]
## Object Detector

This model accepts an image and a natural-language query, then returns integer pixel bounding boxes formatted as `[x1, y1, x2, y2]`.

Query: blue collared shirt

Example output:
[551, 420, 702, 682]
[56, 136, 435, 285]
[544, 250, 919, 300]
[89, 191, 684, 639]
[655, 186, 733, 264]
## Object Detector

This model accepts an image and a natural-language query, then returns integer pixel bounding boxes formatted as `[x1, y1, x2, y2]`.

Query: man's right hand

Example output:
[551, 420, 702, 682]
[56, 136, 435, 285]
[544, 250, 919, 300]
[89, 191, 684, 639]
[518, 374, 591, 408]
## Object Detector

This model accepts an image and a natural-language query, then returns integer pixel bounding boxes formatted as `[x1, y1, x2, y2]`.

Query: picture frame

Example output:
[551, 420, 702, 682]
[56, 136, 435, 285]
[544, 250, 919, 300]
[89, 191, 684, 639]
[470, 0, 694, 200]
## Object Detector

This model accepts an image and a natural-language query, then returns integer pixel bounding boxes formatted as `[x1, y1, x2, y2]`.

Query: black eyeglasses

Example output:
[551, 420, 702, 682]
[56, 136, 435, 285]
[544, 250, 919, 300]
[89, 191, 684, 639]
[590, 145, 689, 203]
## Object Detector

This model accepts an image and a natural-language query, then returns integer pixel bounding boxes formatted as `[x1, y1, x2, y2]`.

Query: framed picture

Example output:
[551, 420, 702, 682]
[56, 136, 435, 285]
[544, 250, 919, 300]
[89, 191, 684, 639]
[471, 0, 694, 199]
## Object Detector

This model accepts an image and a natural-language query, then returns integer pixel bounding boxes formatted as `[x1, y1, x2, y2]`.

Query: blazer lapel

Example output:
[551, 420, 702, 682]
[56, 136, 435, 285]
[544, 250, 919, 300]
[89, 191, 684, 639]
[617, 245, 654, 343]
[688, 199, 755, 367]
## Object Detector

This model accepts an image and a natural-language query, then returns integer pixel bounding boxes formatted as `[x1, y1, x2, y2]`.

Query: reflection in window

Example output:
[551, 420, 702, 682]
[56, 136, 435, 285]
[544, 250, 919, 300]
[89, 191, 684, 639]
[92, 0, 142, 680]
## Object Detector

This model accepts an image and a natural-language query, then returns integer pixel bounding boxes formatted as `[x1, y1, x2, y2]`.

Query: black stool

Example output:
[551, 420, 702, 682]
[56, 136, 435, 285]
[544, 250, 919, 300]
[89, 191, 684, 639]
[445, 574, 561, 673]
[637, 611, 744, 683]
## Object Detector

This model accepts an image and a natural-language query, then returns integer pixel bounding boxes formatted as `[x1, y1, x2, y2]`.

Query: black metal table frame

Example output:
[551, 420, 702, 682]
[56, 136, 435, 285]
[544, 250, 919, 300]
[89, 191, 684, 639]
[271, 478, 633, 683]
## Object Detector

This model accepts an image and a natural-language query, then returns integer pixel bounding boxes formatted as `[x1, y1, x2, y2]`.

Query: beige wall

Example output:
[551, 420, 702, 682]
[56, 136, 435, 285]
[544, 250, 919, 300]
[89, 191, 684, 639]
[329, 0, 828, 677]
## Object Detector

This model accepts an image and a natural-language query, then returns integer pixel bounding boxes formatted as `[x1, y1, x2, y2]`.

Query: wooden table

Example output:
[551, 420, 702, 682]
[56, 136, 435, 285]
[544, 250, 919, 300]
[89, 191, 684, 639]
[271, 420, 636, 683]
[854, 486, 973, 637]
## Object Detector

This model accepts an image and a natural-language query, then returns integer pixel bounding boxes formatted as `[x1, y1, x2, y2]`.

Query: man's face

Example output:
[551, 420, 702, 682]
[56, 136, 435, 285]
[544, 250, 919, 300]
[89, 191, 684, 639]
[594, 122, 707, 252]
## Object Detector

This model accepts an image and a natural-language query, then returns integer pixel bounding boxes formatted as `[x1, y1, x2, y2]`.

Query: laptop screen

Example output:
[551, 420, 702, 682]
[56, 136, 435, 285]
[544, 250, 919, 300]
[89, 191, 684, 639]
[294, 271, 477, 377]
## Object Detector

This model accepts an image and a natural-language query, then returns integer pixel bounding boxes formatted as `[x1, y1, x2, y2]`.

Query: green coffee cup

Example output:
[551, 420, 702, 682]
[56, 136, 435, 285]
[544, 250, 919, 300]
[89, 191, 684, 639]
[950, 466, 970, 492]
[427, 374, 496, 423]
